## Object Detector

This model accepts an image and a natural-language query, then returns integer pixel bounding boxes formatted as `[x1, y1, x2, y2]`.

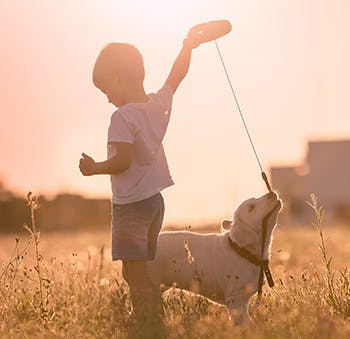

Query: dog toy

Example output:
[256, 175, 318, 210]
[186, 20, 232, 48]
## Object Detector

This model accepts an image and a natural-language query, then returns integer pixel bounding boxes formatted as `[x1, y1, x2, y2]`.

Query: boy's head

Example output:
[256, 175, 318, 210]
[93, 43, 145, 106]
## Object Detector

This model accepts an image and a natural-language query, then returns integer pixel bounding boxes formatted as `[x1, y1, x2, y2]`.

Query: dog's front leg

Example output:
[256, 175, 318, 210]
[226, 297, 251, 326]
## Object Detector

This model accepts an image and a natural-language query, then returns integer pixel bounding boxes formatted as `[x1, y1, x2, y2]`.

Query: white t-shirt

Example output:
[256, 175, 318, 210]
[107, 84, 174, 204]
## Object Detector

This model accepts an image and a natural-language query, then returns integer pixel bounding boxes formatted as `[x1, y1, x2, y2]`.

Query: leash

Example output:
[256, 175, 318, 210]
[214, 39, 274, 303]
[256, 202, 280, 299]
[214, 40, 272, 193]
[227, 203, 279, 299]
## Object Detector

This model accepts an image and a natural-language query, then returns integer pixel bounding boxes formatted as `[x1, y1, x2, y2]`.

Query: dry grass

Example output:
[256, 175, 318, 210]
[1, 195, 350, 338]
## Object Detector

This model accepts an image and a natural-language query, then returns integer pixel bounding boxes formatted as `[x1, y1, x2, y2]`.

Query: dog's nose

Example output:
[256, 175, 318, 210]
[267, 191, 277, 200]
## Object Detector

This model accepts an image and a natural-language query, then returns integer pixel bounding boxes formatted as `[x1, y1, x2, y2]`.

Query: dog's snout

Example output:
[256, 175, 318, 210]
[267, 191, 277, 200]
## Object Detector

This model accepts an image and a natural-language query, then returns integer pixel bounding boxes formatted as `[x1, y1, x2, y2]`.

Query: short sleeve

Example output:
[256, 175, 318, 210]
[108, 112, 134, 144]
[155, 84, 173, 113]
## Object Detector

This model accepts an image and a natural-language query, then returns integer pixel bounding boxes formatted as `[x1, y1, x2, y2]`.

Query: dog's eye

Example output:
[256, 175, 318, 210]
[248, 204, 255, 213]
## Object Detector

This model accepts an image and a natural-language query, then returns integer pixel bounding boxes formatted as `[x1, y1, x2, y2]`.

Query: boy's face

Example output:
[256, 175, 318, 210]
[98, 77, 125, 108]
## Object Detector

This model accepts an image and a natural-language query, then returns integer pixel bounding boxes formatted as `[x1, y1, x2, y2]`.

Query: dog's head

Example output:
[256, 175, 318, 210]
[222, 192, 283, 250]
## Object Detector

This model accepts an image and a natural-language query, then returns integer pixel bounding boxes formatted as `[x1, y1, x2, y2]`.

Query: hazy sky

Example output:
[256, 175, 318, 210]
[1, 0, 349, 225]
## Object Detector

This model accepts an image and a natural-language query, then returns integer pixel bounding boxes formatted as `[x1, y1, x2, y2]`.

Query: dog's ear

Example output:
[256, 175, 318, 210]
[231, 218, 259, 247]
[221, 219, 232, 232]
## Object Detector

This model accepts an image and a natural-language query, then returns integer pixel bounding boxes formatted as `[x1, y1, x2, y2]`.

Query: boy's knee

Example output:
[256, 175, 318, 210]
[122, 260, 148, 284]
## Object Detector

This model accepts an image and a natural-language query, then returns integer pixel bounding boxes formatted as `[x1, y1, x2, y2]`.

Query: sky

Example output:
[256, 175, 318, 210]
[0, 0, 349, 225]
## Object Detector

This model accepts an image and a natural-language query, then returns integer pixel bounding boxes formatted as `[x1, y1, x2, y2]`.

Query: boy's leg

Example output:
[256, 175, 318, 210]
[112, 193, 165, 324]
[122, 259, 163, 322]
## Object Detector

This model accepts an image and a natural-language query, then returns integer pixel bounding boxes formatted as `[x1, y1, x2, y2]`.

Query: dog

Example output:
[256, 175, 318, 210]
[147, 191, 282, 324]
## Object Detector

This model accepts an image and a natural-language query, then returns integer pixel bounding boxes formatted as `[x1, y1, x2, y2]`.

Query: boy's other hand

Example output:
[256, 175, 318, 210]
[79, 153, 96, 176]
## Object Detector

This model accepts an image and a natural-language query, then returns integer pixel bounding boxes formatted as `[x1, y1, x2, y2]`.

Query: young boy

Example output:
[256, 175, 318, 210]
[79, 26, 204, 325]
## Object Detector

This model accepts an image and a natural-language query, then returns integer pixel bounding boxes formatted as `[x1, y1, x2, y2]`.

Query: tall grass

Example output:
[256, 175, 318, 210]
[307, 193, 350, 318]
[0, 193, 350, 338]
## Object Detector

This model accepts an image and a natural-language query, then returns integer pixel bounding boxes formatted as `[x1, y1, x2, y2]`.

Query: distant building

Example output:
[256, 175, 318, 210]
[270, 139, 350, 222]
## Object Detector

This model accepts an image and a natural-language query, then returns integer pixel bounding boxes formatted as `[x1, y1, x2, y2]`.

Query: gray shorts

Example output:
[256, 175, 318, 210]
[111, 193, 165, 261]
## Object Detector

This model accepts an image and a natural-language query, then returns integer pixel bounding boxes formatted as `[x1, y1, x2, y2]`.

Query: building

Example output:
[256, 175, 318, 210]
[270, 139, 350, 222]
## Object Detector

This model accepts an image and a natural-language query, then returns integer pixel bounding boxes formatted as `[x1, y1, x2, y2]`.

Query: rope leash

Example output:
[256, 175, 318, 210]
[214, 40, 272, 193]
[214, 39, 274, 304]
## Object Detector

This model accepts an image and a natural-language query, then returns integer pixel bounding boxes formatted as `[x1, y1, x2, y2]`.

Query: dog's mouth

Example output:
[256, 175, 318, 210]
[263, 193, 283, 224]
[268, 199, 283, 223]
[276, 198, 282, 209]
[276, 198, 283, 213]
[266, 191, 283, 211]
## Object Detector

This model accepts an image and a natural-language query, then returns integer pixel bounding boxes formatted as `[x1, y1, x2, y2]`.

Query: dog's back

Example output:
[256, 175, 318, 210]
[148, 231, 236, 298]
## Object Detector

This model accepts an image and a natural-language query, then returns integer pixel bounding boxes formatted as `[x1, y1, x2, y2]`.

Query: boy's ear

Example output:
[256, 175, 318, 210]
[231, 218, 259, 247]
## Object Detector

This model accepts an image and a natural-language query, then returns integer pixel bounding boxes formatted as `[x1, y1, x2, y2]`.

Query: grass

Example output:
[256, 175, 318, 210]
[0, 194, 350, 338]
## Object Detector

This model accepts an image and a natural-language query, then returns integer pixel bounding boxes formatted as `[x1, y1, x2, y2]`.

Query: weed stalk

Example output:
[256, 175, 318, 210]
[24, 192, 45, 311]
[307, 193, 350, 317]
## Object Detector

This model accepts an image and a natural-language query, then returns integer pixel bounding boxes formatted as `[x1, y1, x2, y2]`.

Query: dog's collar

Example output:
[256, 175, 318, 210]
[228, 235, 263, 266]
[228, 235, 274, 288]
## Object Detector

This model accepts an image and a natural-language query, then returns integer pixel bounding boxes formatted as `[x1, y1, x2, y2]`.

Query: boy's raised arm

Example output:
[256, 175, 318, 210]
[165, 21, 232, 93]
[165, 25, 202, 93]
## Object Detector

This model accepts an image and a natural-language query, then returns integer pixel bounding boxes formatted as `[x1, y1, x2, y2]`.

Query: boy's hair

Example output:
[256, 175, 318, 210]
[93, 42, 145, 88]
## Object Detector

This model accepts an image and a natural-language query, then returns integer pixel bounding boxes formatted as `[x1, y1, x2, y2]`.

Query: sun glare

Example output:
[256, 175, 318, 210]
[137, 0, 196, 19]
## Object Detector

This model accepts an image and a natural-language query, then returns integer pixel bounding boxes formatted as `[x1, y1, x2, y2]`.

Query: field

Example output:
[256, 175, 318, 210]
[1, 199, 350, 338]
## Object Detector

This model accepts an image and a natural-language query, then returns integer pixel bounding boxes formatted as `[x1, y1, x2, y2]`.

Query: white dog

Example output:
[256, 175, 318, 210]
[147, 191, 282, 324]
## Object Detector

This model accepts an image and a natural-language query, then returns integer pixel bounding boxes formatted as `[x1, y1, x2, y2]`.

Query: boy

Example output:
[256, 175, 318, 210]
[79, 26, 203, 325]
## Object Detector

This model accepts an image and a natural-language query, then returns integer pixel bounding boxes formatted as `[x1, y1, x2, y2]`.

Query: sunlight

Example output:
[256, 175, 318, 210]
[135, 0, 196, 19]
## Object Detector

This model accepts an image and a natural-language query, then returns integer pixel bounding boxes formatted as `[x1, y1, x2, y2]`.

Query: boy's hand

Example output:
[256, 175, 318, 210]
[79, 153, 96, 176]
[166, 20, 231, 93]
[183, 20, 232, 49]
[183, 23, 204, 49]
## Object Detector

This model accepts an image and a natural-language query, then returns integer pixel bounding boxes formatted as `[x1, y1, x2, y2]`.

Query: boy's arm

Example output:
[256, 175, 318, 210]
[165, 43, 194, 94]
[165, 21, 232, 93]
[79, 142, 132, 176]
[165, 25, 202, 93]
